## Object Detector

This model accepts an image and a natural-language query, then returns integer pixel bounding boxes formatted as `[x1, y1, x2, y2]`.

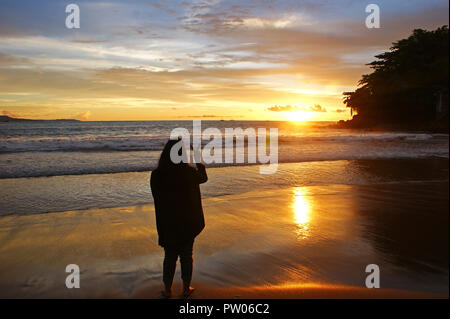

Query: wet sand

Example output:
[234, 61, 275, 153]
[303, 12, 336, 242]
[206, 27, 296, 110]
[133, 283, 446, 299]
[0, 181, 448, 298]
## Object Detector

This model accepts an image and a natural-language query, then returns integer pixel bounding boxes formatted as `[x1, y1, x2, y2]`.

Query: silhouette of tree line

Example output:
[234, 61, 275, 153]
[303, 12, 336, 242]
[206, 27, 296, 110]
[341, 26, 448, 131]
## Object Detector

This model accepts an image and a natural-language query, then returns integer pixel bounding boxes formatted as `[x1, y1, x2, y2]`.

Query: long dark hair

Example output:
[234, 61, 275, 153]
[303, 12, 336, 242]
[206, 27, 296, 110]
[157, 139, 188, 171]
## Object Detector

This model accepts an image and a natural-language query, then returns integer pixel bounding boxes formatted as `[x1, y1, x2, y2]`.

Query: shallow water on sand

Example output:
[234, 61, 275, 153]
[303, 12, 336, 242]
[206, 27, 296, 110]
[1, 158, 448, 216]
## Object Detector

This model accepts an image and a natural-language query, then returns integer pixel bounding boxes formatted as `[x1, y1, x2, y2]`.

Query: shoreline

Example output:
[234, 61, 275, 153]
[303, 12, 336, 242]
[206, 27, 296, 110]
[1, 158, 448, 217]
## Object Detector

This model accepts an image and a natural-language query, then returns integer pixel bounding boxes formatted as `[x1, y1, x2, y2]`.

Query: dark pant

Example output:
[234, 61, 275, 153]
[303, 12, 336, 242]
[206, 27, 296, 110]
[163, 239, 194, 288]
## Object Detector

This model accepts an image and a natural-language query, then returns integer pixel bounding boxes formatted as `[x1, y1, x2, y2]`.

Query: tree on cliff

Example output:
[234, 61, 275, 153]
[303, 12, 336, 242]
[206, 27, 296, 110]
[343, 26, 449, 127]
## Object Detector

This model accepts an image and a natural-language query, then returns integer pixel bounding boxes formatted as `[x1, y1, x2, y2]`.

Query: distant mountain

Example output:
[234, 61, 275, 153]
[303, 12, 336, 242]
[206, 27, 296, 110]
[0, 115, 80, 122]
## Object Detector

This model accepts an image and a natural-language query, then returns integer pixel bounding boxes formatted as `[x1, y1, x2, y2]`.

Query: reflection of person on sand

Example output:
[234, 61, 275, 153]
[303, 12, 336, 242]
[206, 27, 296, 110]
[150, 139, 208, 298]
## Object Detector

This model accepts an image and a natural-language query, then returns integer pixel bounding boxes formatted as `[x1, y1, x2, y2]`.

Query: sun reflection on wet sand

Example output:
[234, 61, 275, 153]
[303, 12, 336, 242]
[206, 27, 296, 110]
[291, 187, 312, 239]
[0, 182, 448, 298]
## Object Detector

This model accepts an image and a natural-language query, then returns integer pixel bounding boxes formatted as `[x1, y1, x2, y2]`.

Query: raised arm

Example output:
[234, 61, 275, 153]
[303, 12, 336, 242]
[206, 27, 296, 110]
[195, 163, 208, 184]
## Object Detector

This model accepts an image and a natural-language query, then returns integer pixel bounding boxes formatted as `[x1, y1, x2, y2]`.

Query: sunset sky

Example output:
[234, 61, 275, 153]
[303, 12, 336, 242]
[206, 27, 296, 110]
[0, 0, 448, 121]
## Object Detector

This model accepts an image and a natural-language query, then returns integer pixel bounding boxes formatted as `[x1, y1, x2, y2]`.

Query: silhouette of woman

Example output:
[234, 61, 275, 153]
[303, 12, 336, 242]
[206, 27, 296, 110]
[150, 139, 208, 298]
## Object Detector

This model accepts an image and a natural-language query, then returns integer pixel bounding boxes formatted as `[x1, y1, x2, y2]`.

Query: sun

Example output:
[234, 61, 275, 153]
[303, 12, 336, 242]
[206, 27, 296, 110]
[289, 111, 312, 122]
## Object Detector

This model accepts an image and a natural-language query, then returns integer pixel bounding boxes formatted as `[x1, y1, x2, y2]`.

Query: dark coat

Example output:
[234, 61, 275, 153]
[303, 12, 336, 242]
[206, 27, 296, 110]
[150, 163, 208, 247]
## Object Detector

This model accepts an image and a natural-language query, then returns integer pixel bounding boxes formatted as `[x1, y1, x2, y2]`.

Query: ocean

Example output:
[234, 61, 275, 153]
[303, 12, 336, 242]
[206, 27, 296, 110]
[1, 121, 448, 177]
[0, 120, 448, 216]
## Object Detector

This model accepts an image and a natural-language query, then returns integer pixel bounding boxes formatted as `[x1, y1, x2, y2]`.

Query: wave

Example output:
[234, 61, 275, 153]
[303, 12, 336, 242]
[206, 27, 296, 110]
[0, 136, 167, 153]
[0, 133, 446, 153]
[1, 152, 448, 179]
[1, 130, 447, 179]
